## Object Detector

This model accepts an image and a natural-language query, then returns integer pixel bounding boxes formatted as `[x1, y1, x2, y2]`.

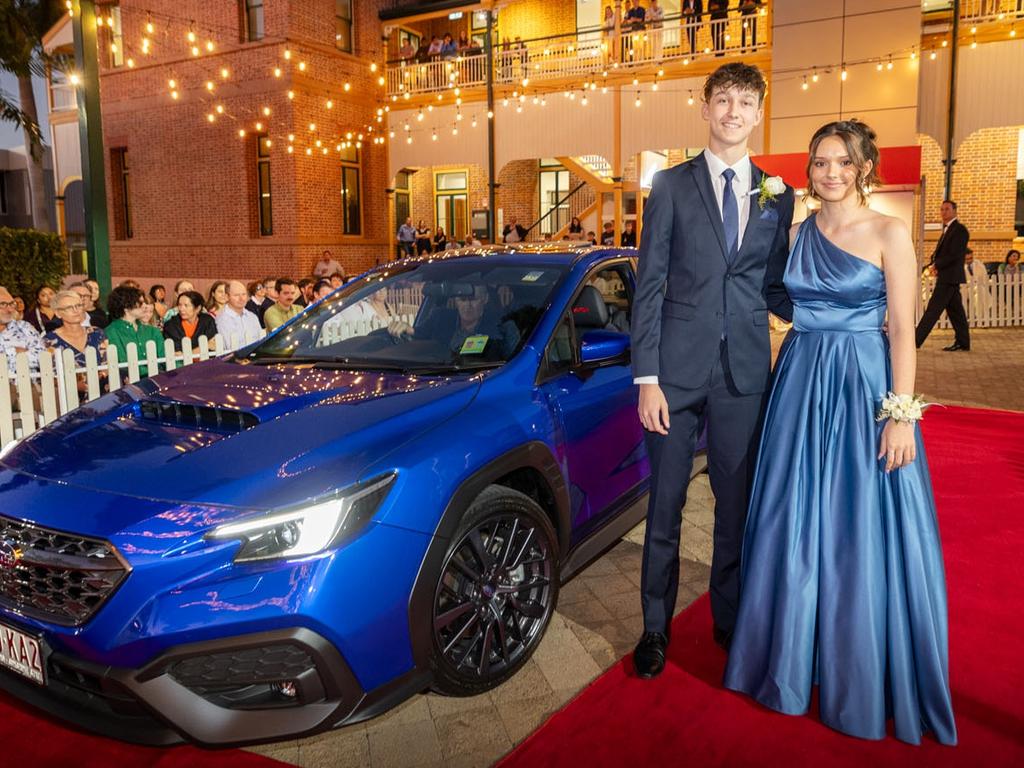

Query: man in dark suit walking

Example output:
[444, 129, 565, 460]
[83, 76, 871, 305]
[915, 200, 971, 351]
[630, 62, 793, 678]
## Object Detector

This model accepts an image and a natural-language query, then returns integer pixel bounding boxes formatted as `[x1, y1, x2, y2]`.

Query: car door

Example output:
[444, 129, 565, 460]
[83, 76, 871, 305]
[537, 260, 648, 544]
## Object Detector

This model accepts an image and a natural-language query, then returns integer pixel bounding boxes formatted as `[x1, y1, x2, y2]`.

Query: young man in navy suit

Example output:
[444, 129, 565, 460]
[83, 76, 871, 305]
[630, 63, 794, 677]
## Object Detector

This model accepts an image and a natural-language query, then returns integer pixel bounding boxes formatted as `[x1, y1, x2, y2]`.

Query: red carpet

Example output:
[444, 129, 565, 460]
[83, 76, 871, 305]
[501, 405, 1024, 767]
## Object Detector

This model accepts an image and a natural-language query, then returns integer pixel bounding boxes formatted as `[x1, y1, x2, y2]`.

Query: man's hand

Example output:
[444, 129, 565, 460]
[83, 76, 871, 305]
[638, 383, 670, 435]
[387, 320, 414, 340]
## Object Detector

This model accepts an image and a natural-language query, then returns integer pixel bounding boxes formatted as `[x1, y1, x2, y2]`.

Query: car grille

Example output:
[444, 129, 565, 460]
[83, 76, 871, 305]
[0, 515, 129, 626]
[137, 399, 259, 433]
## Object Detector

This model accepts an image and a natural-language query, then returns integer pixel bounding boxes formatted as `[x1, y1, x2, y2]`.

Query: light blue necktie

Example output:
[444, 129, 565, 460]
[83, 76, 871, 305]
[721, 168, 738, 259]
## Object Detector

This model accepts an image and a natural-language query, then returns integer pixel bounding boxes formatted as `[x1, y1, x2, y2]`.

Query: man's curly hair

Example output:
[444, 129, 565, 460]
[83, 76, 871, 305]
[702, 62, 767, 105]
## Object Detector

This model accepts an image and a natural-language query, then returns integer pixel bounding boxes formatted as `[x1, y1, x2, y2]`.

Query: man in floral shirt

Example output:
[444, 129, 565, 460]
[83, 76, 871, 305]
[0, 285, 45, 374]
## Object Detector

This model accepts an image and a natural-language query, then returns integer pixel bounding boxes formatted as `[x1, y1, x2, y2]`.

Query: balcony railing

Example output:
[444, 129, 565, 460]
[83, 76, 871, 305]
[959, 0, 1024, 23]
[386, 8, 771, 99]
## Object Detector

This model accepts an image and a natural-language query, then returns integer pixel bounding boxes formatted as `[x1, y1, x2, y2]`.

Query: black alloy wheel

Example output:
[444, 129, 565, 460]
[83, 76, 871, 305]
[431, 485, 558, 695]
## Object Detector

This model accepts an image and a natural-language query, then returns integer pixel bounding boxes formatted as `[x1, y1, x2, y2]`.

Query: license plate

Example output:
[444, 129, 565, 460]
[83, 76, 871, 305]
[0, 621, 45, 685]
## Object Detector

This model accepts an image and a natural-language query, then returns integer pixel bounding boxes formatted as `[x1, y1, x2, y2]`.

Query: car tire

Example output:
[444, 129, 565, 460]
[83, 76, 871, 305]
[430, 484, 559, 696]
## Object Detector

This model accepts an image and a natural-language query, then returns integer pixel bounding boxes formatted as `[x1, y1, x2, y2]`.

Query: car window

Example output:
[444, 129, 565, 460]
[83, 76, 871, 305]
[539, 261, 634, 381]
[245, 260, 567, 371]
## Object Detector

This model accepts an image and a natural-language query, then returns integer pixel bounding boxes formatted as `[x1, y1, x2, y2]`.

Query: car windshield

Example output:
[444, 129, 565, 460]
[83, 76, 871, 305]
[242, 258, 567, 372]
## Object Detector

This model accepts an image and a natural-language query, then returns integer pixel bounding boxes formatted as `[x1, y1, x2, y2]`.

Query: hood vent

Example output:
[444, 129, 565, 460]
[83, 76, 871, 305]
[137, 400, 260, 433]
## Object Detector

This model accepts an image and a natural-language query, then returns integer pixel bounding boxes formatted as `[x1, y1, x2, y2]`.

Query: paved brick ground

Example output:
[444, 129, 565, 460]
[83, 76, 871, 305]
[248, 326, 1022, 768]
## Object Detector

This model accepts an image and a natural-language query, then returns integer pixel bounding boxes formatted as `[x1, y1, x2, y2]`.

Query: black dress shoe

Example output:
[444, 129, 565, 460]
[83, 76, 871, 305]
[713, 625, 733, 651]
[633, 632, 668, 678]
[942, 342, 969, 351]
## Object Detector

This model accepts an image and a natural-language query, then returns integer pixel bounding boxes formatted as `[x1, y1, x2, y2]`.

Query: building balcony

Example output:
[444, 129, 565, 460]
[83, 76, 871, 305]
[384, 8, 771, 101]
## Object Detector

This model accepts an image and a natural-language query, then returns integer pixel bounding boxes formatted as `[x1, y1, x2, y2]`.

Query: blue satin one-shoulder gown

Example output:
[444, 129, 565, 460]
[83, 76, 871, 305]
[723, 214, 957, 746]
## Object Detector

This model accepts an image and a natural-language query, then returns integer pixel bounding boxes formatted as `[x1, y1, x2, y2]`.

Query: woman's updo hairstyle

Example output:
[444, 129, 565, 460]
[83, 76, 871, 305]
[805, 118, 882, 206]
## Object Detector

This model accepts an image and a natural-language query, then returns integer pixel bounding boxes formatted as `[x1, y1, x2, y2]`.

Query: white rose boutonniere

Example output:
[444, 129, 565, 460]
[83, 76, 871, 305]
[755, 175, 786, 210]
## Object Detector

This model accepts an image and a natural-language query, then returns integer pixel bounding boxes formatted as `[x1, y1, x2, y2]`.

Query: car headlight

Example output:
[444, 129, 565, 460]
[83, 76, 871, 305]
[208, 473, 396, 562]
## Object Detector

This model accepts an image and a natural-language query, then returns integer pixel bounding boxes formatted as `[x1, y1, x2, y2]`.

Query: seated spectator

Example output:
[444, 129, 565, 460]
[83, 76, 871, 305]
[149, 284, 168, 320]
[330, 272, 346, 289]
[599, 221, 616, 245]
[297, 278, 314, 307]
[44, 290, 108, 392]
[313, 279, 333, 301]
[313, 249, 343, 278]
[164, 290, 218, 351]
[12, 296, 24, 320]
[426, 35, 443, 58]
[336, 285, 399, 328]
[0, 285, 44, 375]
[568, 216, 584, 239]
[70, 281, 108, 328]
[206, 280, 229, 317]
[163, 279, 195, 323]
[457, 31, 471, 53]
[998, 249, 1021, 276]
[262, 276, 279, 304]
[263, 278, 303, 332]
[620, 220, 637, 247]
[25, 285, 59, 333]
[216, 281, 263, 346]
[398, 38, 415, 60]
[119, 279, 141, 290]
[139, 294, 163, 330]
[465, 233, 483, 247]
[586, 230, 597, 245]
[434, 226, 450, 252]
[105, 285, 164, 377]
[245, 279, 272, 326]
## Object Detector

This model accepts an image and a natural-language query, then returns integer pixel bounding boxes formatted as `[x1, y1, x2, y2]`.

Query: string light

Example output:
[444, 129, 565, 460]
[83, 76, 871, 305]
[634, 91, 641, 108]
[802, 76, 808, 90]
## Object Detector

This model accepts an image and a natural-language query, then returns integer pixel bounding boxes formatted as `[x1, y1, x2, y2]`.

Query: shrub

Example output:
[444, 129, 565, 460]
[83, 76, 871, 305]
[0, 227, 67, 301]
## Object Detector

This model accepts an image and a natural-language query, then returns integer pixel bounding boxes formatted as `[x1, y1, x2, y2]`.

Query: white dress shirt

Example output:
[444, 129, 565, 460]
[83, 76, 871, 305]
[215, 306, 263, 346]
[634, 149, 754, 385]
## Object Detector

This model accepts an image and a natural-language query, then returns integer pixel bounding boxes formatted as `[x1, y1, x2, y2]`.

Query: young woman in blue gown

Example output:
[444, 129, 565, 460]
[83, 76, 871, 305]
[723, 120, 957, 746]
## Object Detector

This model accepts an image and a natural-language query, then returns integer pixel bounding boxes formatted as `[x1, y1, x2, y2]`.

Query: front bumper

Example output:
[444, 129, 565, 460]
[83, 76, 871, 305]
[0, 624, 427, 746]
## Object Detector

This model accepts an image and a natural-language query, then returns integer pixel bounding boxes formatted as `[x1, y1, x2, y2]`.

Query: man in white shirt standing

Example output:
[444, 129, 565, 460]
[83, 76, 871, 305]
[313, 250, 343, 278]
[215, 281, 263, 347]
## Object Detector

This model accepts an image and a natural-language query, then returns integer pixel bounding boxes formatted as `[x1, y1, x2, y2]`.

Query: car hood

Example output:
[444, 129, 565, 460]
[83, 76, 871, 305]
[1, 358, 481, 511]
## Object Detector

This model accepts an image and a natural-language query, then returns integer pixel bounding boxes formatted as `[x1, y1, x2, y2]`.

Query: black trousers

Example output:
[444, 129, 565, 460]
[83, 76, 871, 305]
[915, 281, 970, 348]
[640, 342, 767, 636]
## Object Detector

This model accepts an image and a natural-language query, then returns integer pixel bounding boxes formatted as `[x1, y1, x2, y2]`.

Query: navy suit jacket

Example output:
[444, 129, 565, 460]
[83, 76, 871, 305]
[630, 153, 794, 394]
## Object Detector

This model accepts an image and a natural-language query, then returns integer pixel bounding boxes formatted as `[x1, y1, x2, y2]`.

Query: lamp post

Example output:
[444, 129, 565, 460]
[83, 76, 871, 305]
[71, 0, 111, 295]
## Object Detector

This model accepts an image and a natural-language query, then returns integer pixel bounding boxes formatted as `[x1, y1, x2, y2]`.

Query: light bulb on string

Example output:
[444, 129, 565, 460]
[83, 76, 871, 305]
[812, 70, 819, 82]
[634, 91, 641, 108]
[801, 76, 808, 91]
[263, 106, 271, 116]
[216, 104, 224, 114]
[887, 56, 893, 70]
[206, 41, 214, 52]
[344, 82, 351, 91]
[274, 67, 282, 77]
[221, 67, 229, 79]
[287, 90, 295, 99]
[432, 129, 438, 141]
[841, 67, 848, 81]
[326, 99, 333, 109]
[687, 90, 694, 106]
[206, 81, 215, 91]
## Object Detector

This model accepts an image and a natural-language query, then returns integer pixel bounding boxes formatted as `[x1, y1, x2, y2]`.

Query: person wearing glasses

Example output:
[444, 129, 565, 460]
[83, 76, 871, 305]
[104, 285, 164, 378]
[0, 285, 45, 375]
[43, 290, 108, 393]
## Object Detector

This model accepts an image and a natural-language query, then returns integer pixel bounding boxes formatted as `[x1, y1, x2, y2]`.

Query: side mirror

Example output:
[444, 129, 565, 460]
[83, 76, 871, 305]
[579, 330, 630, 366]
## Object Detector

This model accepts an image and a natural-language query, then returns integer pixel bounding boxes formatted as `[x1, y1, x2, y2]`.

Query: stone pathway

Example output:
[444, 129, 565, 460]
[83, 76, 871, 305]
[249, 326, 1022, 767]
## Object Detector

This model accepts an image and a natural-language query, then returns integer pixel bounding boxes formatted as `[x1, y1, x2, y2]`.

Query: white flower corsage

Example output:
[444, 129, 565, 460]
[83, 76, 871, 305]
[754, 175, 786, 210]
[876, 392, 931, 424]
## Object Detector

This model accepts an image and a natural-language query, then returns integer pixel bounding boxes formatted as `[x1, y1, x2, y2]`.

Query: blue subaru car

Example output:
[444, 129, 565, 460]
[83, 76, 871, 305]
[0, 246, 666, 746]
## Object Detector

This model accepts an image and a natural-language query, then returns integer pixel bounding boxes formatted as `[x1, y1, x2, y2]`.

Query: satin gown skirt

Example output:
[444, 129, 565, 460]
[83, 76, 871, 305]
[723, 217, 957, 746]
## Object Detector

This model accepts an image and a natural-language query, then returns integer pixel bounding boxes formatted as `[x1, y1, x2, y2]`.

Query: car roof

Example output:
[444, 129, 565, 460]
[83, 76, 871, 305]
[376, 244, 636, 272]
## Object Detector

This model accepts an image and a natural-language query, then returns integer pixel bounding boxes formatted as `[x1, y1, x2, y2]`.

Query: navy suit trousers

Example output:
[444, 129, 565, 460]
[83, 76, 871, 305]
[640, 341, 767, 636]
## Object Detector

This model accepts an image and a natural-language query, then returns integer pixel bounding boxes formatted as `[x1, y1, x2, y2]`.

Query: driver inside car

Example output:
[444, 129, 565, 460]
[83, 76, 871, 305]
[387, 283, 521, 359]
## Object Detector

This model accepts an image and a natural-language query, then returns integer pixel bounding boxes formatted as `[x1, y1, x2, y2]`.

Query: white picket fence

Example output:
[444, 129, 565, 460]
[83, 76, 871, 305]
[920, 273, 1024, 328]
[0, 332, 263, 446]
[0, 312, 418, 448]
